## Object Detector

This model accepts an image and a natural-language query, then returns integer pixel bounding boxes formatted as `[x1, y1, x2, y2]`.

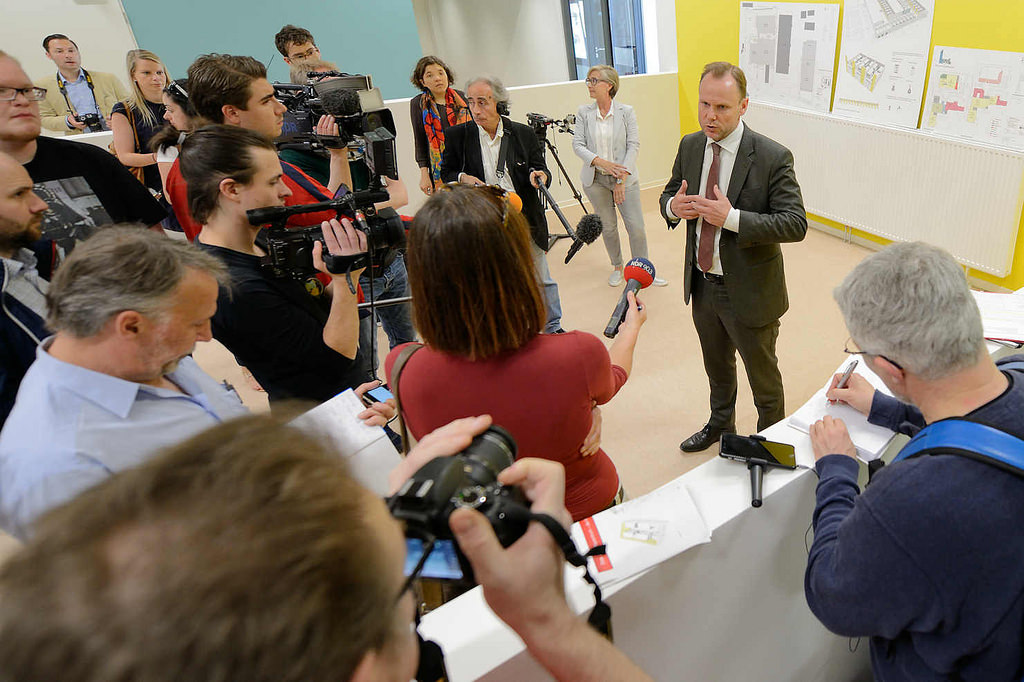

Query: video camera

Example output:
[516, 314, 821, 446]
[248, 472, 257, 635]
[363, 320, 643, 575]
[274, 72, 398, 180]
[246, 182, 405, 281]
[526, 112, 576, 142]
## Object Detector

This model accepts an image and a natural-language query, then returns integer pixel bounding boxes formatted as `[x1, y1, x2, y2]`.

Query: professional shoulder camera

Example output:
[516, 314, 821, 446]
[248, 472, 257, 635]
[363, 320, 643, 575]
[387, 425, 531, 583]
[274, 72, 397, 179]
[246, 180, 405, 280]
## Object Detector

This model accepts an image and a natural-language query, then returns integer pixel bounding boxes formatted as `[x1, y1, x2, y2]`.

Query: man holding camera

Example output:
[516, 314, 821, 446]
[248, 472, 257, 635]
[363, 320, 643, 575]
[440, 76, 563, 334]
[0, 412, 651, 681]
[35, 34, 129, 134]
[0, 51, 165, 253]
[181, 125, 370, 404]
[805, 242, 1024, 681]
[166, 53, 414, 372]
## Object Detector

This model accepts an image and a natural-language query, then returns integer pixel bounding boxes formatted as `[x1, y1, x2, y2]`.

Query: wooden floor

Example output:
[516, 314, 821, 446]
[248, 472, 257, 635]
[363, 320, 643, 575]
[0, 188, 871, 562]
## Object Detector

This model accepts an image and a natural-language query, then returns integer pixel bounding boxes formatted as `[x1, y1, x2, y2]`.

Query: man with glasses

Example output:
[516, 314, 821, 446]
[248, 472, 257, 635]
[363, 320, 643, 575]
[0, 413, 651, 681]
[440, 76, 563, 334]
[274, 24, 321, 67]
[35, 34, 129, 134]
[804, 241, 1024, 681]
[0, 52, 165, 253]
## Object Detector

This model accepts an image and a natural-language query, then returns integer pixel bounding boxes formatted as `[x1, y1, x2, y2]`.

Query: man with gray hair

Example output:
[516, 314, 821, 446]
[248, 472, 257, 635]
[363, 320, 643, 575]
[804, 241, 1024, 681]
[0, 227, 248, 539]
[440, 76, 563, 333]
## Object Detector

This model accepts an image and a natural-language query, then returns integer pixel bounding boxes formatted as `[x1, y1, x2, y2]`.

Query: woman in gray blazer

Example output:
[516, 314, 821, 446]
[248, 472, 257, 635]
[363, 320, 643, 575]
[572, 65, 666, 287]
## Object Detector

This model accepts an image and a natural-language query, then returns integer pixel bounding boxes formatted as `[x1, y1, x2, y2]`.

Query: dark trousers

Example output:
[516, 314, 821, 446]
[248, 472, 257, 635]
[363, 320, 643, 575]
[690, 271, 785, 432]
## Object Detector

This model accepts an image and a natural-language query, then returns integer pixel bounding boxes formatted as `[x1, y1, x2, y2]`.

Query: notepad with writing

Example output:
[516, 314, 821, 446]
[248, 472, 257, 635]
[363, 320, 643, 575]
[787, 359, 897, 462]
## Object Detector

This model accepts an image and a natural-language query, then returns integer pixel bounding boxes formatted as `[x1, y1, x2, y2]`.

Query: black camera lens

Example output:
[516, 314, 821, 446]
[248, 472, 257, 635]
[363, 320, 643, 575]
[461, 425, 517, 486]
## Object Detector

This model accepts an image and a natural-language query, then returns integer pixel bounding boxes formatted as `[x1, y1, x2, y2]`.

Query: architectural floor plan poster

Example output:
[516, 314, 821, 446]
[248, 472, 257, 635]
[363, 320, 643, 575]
[921, 46, 1024, 152]
[832, 0, 935, 127]
[739, 2, 840, 112]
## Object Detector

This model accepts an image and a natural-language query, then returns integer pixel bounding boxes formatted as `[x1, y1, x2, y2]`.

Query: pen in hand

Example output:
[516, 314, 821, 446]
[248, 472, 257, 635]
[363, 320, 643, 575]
[828, 359, 859, 405]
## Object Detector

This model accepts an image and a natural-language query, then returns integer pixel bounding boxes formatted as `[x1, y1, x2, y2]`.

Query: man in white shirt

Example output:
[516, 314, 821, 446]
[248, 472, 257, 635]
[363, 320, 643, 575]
[439, 77, 563, 333]
[660, 62, 807, 452]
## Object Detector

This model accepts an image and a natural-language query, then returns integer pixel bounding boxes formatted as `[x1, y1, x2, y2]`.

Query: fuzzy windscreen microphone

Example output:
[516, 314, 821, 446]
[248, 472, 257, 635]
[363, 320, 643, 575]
[564, 213, 604, 264]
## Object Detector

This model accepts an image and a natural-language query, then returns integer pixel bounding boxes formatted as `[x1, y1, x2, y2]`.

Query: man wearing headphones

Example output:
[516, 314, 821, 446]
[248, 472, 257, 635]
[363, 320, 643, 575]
[440, 76, 563, 334]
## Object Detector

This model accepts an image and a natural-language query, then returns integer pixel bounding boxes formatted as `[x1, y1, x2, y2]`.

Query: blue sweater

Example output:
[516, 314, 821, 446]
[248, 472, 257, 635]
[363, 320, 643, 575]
[805, 356, 1024, 681]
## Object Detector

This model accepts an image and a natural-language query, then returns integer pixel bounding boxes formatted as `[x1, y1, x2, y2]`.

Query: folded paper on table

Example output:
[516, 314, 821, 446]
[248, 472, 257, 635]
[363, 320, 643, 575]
[291, 389, 402, 496]
[570, 477, 711, 588]
[787, 359, 896, 462]
[972, 290, 1024, 344]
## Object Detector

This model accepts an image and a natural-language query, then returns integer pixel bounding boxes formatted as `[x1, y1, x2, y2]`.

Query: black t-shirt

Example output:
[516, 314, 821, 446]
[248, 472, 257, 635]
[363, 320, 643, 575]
[111, 99, 165, 192]
[24, 136, 166, 254]
[196, 242, 368, 404]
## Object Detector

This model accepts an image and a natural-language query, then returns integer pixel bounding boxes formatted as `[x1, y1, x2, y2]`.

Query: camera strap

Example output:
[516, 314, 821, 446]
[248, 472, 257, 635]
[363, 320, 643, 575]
[528, 511, 612, 633]
[495, 128, 510, 180]
[56, 67, 96, 116]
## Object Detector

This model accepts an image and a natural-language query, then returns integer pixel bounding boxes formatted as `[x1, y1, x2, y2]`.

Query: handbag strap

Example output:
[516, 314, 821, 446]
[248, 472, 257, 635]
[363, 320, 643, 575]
[390, 342, 424, 454]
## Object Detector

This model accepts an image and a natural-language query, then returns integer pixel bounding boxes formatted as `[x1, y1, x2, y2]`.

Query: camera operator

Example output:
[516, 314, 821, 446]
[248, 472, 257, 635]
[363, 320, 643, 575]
[181, 125, 370, 404]
[34, 34, 129, 134]
[280, 59, 348, 189]
[440, 76, 563, 334]
[165, 53, 395, 241]
[0, 413, 651, 682]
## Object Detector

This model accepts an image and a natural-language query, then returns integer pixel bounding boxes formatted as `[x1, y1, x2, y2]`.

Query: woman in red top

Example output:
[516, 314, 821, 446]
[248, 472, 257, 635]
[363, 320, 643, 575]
[385, 185, 647, 521]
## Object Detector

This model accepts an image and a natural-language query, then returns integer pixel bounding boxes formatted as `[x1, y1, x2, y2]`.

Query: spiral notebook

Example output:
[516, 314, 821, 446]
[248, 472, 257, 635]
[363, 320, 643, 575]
[787, 359, 897, 462]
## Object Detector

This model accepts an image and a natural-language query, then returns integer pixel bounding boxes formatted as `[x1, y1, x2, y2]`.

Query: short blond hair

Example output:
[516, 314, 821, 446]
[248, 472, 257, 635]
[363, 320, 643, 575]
[587, 64, 619, 98]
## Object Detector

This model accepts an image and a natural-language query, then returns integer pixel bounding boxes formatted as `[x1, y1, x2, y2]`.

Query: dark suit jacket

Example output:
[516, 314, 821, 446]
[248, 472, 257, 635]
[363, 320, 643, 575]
[440, 117, 552, 250]
[660, 125, 807, 328]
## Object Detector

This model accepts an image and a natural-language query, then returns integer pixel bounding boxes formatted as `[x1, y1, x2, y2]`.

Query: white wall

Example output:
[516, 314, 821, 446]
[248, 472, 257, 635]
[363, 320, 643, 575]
[3, 0, 137, 86]
[385, 72, 681, 215]
[412, 0, 572, 89]
[644, 0, 678, 73]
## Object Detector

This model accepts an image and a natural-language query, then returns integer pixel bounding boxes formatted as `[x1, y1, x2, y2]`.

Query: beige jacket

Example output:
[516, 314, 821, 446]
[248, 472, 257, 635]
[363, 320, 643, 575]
[34, 69, 130, 134]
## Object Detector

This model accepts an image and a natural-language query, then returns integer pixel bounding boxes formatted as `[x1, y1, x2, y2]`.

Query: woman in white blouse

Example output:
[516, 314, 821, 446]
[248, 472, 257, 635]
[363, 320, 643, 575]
[572, 65, 666, 287]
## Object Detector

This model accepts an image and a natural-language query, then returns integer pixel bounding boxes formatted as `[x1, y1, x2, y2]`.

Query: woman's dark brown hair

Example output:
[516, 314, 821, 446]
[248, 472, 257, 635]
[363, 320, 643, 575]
[410, 55, 455, 91]
[407, 185, 545, 359]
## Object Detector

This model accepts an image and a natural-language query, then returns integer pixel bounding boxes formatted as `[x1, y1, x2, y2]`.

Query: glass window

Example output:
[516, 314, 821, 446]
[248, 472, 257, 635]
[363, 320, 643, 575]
[565, 0, 646, 79]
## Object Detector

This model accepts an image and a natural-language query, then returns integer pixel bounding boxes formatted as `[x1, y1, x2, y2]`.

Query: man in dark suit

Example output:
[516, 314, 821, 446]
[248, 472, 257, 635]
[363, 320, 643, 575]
[661, 62, 807, 452]
[440, 76, 563, 333]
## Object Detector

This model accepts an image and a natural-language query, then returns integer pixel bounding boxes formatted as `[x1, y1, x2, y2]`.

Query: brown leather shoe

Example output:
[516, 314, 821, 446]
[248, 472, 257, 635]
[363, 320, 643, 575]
[680, 423, 736, 453]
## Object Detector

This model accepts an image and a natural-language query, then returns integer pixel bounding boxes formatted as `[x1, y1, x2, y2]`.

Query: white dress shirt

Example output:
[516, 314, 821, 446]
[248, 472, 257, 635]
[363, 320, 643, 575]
[594, 107, 615, 173]
[665, 120, 744, 276]
[476, 120, 515, 193]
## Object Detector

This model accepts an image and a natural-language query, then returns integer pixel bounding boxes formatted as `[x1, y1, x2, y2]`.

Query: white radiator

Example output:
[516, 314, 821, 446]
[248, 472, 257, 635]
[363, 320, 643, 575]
[744, 101, 1024, 277]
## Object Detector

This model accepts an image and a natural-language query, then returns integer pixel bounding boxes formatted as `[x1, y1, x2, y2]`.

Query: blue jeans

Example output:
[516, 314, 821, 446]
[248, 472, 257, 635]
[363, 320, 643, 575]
[530, 242, 563, 333]
[359, 253, 417, 372]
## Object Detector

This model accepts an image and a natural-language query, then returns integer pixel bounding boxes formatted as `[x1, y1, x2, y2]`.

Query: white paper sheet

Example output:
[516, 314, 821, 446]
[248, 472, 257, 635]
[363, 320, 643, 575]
[570, 477, 711, 588]
[973, 290, 1024, 344]
[787, 358, 897, 461]
[290, 389, 402, 496]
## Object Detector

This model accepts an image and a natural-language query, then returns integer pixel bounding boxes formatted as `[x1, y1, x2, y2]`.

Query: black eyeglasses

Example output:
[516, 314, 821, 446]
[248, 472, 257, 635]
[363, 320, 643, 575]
[584, 78, 606, 85]
[0, 86, 47, 102]
[843, 336, 903, 369]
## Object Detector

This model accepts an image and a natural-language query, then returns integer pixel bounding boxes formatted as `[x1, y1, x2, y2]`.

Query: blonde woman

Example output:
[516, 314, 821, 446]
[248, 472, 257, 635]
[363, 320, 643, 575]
[573, 65, 666, 287]
[110, 49, 168, 194]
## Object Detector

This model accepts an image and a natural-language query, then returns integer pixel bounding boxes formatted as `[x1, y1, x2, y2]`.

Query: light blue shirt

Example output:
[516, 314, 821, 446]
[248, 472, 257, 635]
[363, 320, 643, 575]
[57, 69, 100, 121]
[0, 340, 249, 539]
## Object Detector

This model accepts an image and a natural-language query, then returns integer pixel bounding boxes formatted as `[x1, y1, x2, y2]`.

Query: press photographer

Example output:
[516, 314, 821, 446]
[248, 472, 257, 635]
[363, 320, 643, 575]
[181, 125, 372, 404]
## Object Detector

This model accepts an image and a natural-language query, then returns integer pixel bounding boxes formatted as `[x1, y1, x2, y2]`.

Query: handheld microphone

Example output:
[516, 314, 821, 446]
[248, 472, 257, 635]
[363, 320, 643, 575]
[564, 213, 603, 264]
[603, 258, 654, 338]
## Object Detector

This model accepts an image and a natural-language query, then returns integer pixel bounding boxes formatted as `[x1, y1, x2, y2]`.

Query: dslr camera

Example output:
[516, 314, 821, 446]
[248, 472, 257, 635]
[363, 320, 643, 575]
[247, 184, 406, 280]
[74, 112, 103, 133]
[388, 426, 531, 582]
